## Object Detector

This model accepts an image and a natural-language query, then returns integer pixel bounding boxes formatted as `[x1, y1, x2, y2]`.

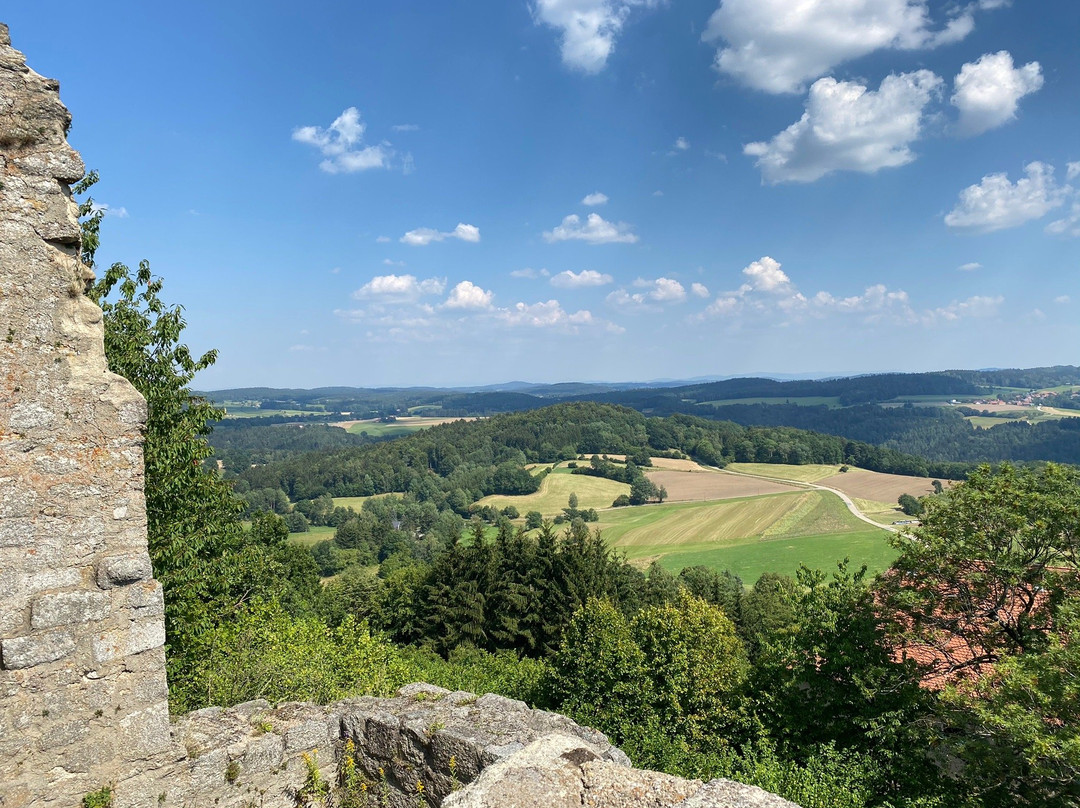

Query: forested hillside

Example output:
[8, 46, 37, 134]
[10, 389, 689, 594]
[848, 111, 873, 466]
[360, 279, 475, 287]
[234, 403, 968, 505]
[206, 365, 1080, 466]
[686, 402, 1080, 463]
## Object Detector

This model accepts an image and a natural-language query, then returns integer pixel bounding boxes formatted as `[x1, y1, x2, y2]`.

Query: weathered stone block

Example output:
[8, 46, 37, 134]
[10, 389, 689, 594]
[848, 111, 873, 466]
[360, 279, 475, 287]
[1, 628, 76, 669]
[31, 589, 110, 629]
[96, 554, 153, 588]
[242, 732, 285, 772]
[92, 619, 165, 664]
[284, 717, 331, 753]
[122, 580, 164, 616]
[0, 516, 33, 547]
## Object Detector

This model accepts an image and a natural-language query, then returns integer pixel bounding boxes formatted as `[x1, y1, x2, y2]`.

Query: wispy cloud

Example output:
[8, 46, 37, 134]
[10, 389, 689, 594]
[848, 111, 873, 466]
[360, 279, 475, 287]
[608, 277, 686, 308]
[551, 269, 614, 288]
[401, 223, 481, 246]
[89, 202, 129, 219]
[293, 107, 392, 173]
[511, 267, 550, 279]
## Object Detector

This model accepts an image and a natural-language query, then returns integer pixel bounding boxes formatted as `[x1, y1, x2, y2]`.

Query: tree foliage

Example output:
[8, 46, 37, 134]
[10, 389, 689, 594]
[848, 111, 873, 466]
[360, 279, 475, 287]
[884, 463, 1080, 679]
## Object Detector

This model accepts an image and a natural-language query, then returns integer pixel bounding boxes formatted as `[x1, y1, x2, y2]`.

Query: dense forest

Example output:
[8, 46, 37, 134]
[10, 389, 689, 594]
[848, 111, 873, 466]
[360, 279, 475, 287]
[228, 403, 970, 507]
[687, 402, 1080, 463]
[204, 365, 1080, 466]
[202, 366, 1080, 415]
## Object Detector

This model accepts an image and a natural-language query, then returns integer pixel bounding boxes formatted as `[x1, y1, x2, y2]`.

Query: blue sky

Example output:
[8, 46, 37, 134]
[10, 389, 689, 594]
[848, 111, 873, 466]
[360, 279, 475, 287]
[7, 1, 1079, 387]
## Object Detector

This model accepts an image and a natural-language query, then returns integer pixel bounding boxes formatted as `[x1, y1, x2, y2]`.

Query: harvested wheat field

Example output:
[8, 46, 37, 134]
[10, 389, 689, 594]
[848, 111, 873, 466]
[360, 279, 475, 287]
[820, 468, 946, 502]
[646, 469, 797, 502]
[578, 454, 705, 472]
[648, 457, 710, 471]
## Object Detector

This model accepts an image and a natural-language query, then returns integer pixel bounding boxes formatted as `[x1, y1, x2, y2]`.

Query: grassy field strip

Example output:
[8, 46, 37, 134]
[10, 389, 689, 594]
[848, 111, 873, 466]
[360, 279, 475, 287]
[476, 471, 629, 516]
[852, 497, 906, 525]
[224, 408, 322, 419]
[759, 492, 819, 537]
[719, 464, 901, 534]
[330, 493, 397, 511]
[650, 529, 898, 583]
[288, 525, 335, 546]
[600, 492, 809, 548]
[334, 416, 480, 438]
[725, 462, 842, 483]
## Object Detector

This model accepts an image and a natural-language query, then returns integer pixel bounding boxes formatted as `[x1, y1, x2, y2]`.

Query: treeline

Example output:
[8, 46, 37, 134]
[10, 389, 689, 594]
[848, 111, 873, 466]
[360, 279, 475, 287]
[209, 421, 372, 470]
[232, 403, 967, 510]
[203, 366, 1080, 425]
[598, 365, 1080, 407]
[688, 403, 1080, 465]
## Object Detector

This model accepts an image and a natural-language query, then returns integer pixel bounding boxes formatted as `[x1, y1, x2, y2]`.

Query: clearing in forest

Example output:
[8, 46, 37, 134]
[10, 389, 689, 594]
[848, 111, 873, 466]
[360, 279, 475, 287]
[334, 416, 479, 438]
[330, 493, 397, 512]
[475, 471, 629, 516]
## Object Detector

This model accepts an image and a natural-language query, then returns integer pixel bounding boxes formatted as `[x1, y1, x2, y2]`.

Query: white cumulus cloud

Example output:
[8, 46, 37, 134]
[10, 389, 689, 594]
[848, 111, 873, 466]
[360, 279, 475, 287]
[533, 0, 662, 74]
[582, 192, 609, 206]
[698, 255, 1000, 328]
[543, 212, 639, 244]
[293, 107, 392, 173]
[691, 282, 710, 298]
[443, 281, 494, 310]
[608, 277, 686, 307]
[951, 51, 1043, 136]
[498, 300, 596, 328]
[401, 223, 481, 246]
[957, 262, 982, 271]
[945, 162, 1068, 232]
[739, 256, 794, 293]
[673, 136, 690, 151]
[744, 71, 942, 183]
[551, 269, 614, 288]
[354, 274, 446, 300]
[703, 0, 973, 94]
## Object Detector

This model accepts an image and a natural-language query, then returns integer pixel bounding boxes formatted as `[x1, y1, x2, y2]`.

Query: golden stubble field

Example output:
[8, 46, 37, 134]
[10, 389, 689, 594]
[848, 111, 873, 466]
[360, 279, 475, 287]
[645, 468, 795, 501]
[818, 468, 945, 502]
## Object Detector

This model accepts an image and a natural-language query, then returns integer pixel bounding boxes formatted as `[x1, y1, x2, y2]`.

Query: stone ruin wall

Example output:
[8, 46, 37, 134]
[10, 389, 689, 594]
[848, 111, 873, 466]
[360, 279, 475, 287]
[0, 22, 170, 806]
[0, 24, 796, 808]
